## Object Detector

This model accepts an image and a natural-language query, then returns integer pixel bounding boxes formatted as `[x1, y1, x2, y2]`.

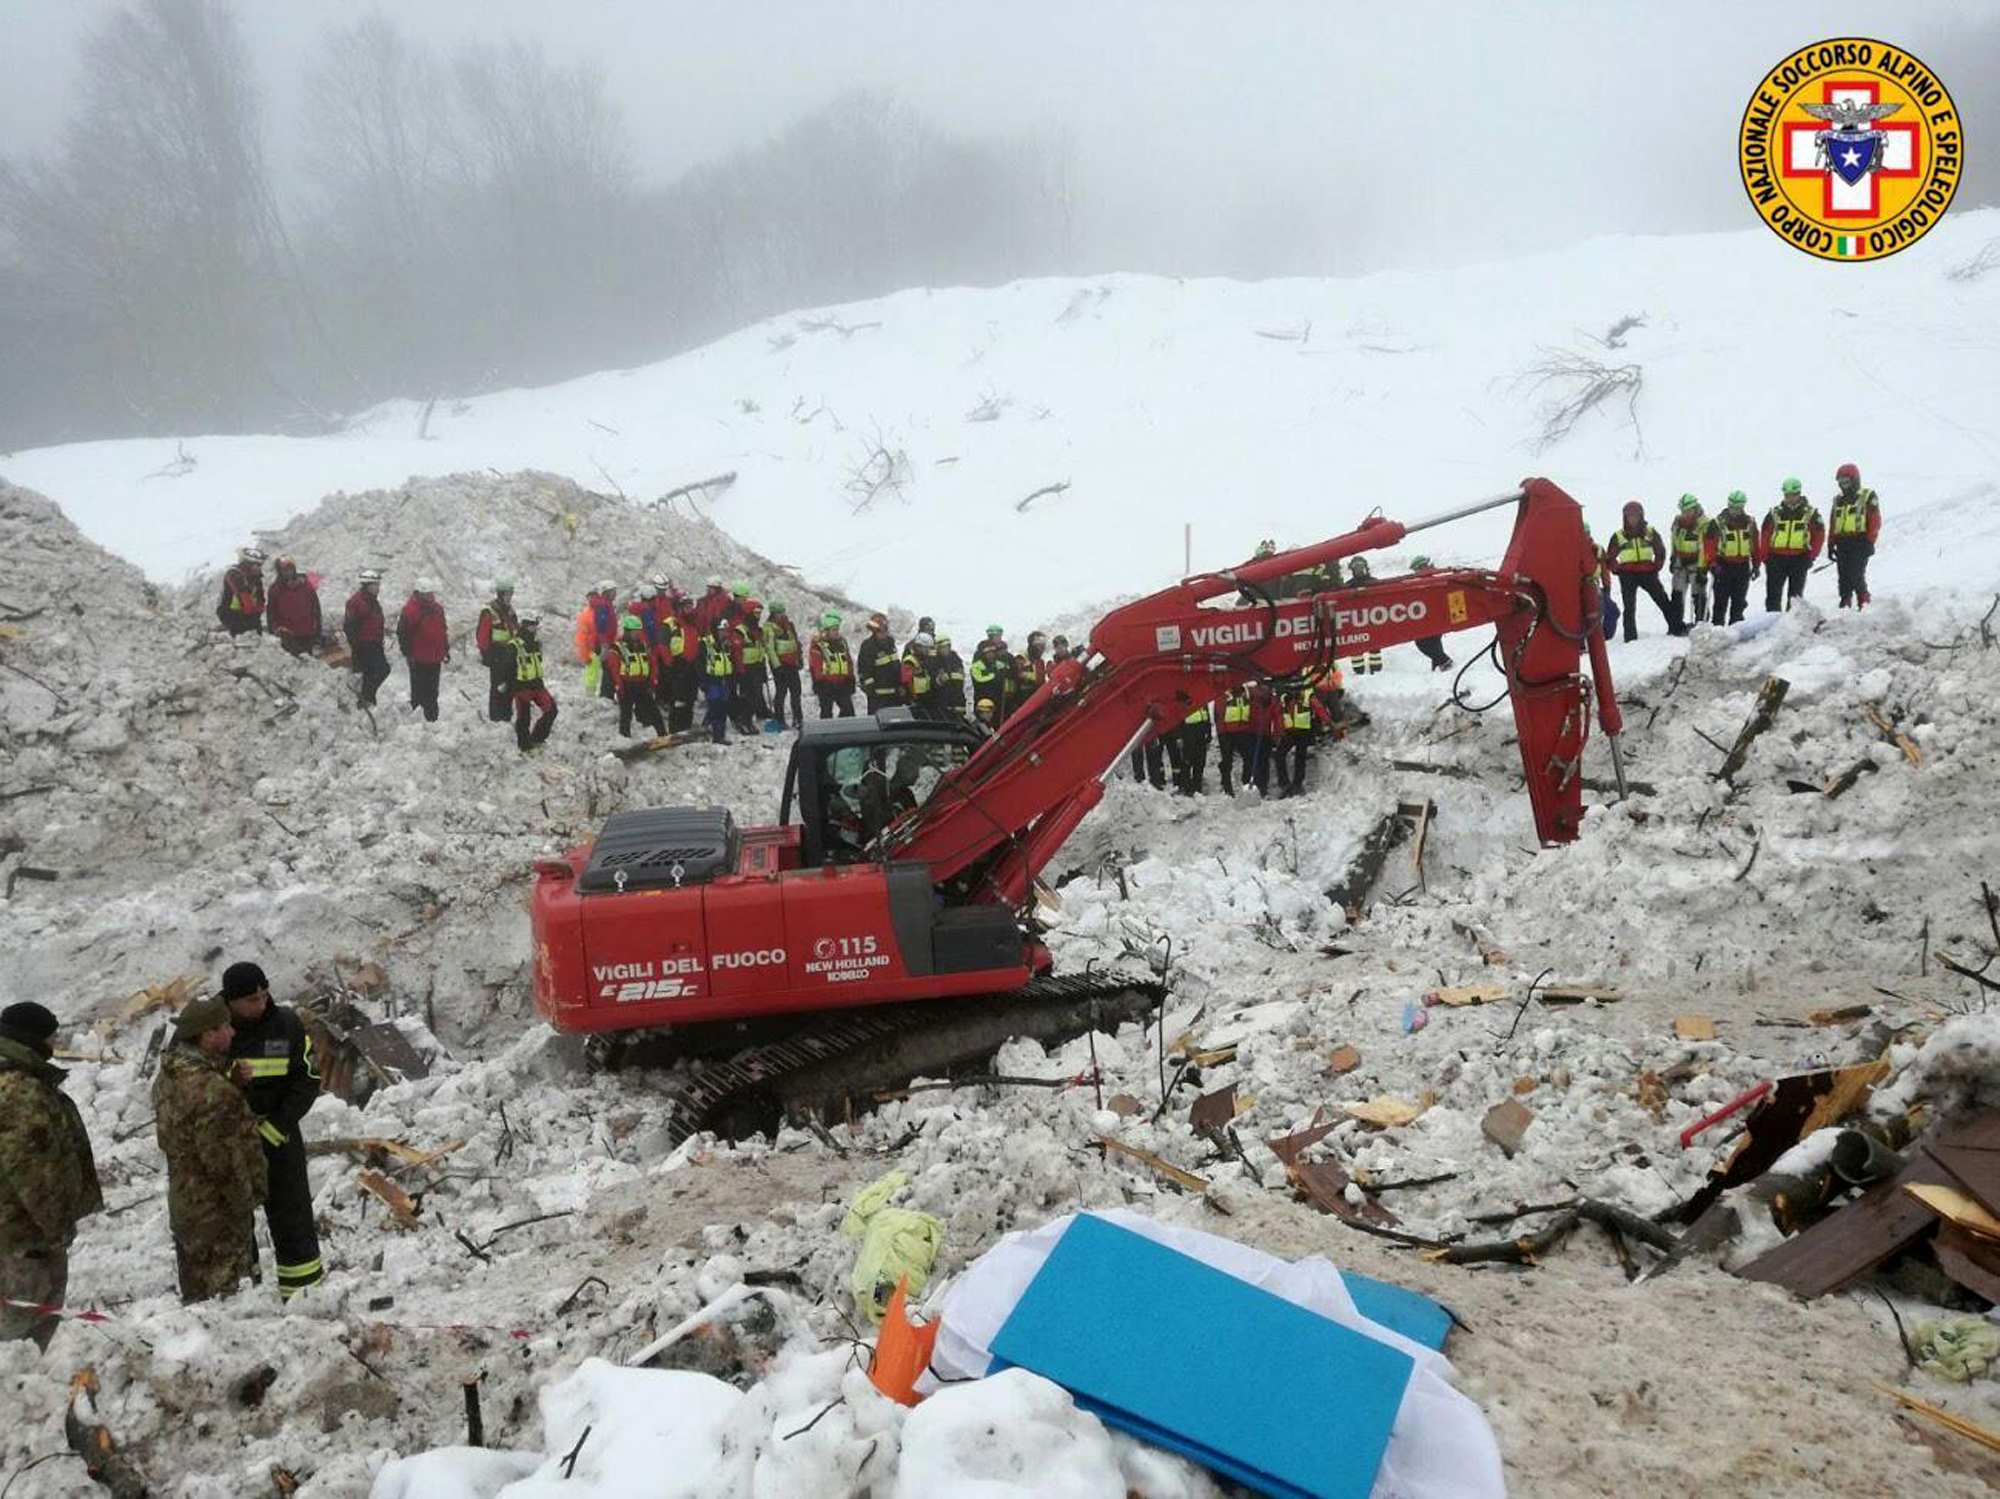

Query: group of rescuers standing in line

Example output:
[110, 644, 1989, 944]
[1, 965, 322, 1345]
[206, 464, 1882, 780]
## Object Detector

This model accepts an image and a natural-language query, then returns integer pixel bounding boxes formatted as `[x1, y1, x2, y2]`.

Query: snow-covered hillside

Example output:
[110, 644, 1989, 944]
[8, 215, 2000, 638]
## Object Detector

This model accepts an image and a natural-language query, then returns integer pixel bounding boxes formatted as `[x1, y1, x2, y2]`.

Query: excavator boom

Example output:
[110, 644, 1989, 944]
[883, 477, 1620, 902]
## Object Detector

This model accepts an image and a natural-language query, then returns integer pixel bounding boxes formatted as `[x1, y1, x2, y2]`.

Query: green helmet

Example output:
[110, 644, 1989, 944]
[732, 580, 751, 597]
[1781, 476, 1802, 495]
[620, 613, 643, 631]
[1726, 489, 1747, 508]
[1678, 494, 1700, 512]
[821, 611, 841, 628]
[1410, 555, 1432, 570]
[769, 601, 787, 615]
[985, 624, 1004, 638]
[494, 575, 516, 592]
[936, 634, 952, 648]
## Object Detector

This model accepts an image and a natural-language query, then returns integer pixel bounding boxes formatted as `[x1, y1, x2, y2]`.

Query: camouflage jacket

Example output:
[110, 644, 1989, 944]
[0, 1035, 104, 1251]
[154, 1044, 266, 1233]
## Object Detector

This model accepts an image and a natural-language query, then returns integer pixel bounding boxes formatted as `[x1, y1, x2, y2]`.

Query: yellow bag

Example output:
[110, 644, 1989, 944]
[841, 1170, 944, 1325]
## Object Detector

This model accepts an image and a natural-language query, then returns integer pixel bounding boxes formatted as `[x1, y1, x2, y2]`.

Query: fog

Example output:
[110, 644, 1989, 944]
[2, 0, 1992, 448]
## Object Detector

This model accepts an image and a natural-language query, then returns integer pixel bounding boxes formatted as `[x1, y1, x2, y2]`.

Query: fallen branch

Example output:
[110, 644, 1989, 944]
[1714, 676, 1789, 782]
[65, 1369, 147, 1498]
[653, 472, 738, 509]
[1014, 481, 1071, 514]
[1426, 1199, 1673, 1266]
[1733, 834, 1762, 884]
[1825, 758, 1878, 799]
[1091, 1136, 1208, 1194]
[1937, 952, 2000, 994]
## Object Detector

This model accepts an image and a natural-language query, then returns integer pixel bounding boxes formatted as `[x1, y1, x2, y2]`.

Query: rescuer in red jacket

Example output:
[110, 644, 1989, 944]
[1702, 491, 1762, 626]
[342, 568, 390, 706]
[1217, 687, 1255, 796]
[395, 578, 449, 722]
[216, 547, 266, 636]
[1602, 501, 1685, 642]
[1760, 477, 1826, 614]
[809, 613, 856, 718]
[510, 616, 557, 752]
[1827, 462, 1882, 609]
[764, 602, 805, 730]
[693, 577, 732, 634]
[264, 557, 321, 657]
[609, 613, 665, 739]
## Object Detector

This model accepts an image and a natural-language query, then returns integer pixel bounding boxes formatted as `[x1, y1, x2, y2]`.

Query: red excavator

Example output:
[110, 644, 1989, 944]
[533, 477, 1623, 1085]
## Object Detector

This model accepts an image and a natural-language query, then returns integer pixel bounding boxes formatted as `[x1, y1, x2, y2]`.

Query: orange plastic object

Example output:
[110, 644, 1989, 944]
[867, 1277, 939, 1407]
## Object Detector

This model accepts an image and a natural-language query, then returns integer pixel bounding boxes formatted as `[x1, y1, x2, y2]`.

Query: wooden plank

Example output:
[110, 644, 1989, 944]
[1904, 1183, 2000, 1240]
[1673, 1015, 1717, 1041]
[1737, 1144, 1956, 1298]
[1093, 1137, 1208, 1193]
[1934, 1224, 2000, 1303]
[1425, 984, 1507, 1008]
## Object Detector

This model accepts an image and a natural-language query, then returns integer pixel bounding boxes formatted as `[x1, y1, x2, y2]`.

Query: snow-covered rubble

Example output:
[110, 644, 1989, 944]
[0, 473, 854, 1044]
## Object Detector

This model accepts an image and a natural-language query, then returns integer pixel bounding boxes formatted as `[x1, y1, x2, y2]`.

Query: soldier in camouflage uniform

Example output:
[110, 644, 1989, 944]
[0, 1001, 103, 1349]
[154, 998, 267, 1303]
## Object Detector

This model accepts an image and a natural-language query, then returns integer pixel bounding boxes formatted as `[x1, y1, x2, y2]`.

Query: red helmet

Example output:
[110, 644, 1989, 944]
[1835, 462, 1859, 481]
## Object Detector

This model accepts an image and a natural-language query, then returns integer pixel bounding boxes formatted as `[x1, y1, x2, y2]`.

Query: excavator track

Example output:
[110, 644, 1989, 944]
[658, 971, 1166, 1145]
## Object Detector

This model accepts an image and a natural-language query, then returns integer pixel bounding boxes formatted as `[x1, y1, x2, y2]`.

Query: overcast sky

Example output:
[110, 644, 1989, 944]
[1, 0, 1988, 276]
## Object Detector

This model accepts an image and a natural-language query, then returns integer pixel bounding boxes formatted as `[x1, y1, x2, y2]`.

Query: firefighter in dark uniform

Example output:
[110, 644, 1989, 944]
[220, 961, 323, 1300]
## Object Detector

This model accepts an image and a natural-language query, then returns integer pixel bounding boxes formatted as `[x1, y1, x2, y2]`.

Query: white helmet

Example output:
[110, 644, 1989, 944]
[651, 572, 670, 589]
[639, 584, 658, 599]
[596, 579, 618, 595]
[357, 567, 383, 584]
[705, 575, 724, 589]
[239, 546, 266, 564]
[414, 575, 440, 594]
[913, 632, 935, 649]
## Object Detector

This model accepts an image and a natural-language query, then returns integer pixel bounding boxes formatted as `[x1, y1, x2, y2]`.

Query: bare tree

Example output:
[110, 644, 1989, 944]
[0, 0, 292, 429]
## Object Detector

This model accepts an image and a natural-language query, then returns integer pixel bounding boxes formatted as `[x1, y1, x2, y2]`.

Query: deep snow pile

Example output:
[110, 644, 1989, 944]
[9, 212, 2000, 638]
[0, 473, 850, 1043]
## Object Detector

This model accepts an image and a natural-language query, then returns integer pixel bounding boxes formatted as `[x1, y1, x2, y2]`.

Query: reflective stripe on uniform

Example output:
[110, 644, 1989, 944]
[1615, 533, 1657, 565]
[240, 1057, 290, 1078]
[515, 648, 545, 684]
[1770, 511, 1812, 550]
[1831, 494, 1872, 535]
[276, 1256, 324, 1294]
[257, 1119, 288, 1146]
[1715, 523, 1753, 560]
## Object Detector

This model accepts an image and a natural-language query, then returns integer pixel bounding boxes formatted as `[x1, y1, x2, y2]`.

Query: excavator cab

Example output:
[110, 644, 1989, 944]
[779, 709, 985, 868]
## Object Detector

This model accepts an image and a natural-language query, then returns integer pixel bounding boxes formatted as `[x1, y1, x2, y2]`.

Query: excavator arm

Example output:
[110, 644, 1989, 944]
[881, 478, 1623, 905]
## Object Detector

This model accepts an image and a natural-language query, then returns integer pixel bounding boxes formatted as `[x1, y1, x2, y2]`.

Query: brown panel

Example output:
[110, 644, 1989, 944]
[1737, 1145, 1956, 1298]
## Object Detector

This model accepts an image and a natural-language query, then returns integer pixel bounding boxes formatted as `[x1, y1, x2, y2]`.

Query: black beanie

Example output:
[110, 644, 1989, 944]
[220, 962, 269, 1001]
[0, 1001, 59, 1058]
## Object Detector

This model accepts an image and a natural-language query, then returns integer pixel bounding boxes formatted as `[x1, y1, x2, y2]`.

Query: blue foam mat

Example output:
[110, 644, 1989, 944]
[1342, 1270, 1452, 1352]
[989, 1215, 1414, 1499]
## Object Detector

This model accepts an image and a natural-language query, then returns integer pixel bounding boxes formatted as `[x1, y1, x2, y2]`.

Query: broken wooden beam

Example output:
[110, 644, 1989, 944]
[1714, 676, 1790, 783]
[66, 1368, 148, 1498]
[1325, 808, 1416, 916]
[1091, 1136, 1209, 1193]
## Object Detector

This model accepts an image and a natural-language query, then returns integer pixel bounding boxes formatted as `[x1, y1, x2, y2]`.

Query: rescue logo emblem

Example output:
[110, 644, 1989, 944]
[1738, 38, 1961, 262]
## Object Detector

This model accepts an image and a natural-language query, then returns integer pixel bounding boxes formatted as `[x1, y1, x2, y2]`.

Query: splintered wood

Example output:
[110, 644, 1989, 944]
[1425, 985, 1506, 1008]
[358, 1170, 420, 1229]
[1341, 1094, 1431, 1129]
[1093, 1137, 1209, 1194]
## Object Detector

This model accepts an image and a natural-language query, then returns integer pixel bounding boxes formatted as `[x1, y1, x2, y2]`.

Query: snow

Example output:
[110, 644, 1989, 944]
[7, 213, 2000, 643]
[5, 219, 2000, 1497]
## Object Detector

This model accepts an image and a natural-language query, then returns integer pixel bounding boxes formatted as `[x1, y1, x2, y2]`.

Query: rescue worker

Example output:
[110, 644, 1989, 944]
[1273, 684, 1325, 798]
[1127, 726, 1178, 790]
[931, 635, 967, 713]
[1828, 462, 1882, 609]
[1667, 495, 1710, 629]
[0, 1002, 102, 1350]
[216, 546, 266, 635]
[1311, 663, 1360, 738]
[974, 696, 999, 727]
[736, 599, 772, 729]
[765, 602, 805, 729]
[658, 594, 700, 732]
[1407, 558, 1453, 670]
[969, 628, 1016, 721]
[1761, 477, 1825, 613]
[1051, 635, 1074, 665]
[265, 557, 322, 657]
[1246, 681, 1281, 795]
[694, 576, 733, 633]
[1217, 686, 1255, 796]
[700, 619, 736, 742]
[343, 568, 391, 706]
[1015, 631, 1050, 704]
[511, 615, 558, 752]
[1704, 491, 1761, 626]
[611, 613, 665, 738]
[901, 632, 935, 710]
[475, 578, 520, 723]
[1603, 501, 1685, 640]
[589, 581, 620, 698]
[1175, 700, 1213, 795]
[727, 581, 755, 626]
[858, 614, 902, 713]
[627, 583, 661, 646]
[221, 962, 322, 1300]
[810, 612, 856, 718]
[1342, 558, 1384, 673]
[396, 577, 449, 721]
[155, 996, 265, 1304]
